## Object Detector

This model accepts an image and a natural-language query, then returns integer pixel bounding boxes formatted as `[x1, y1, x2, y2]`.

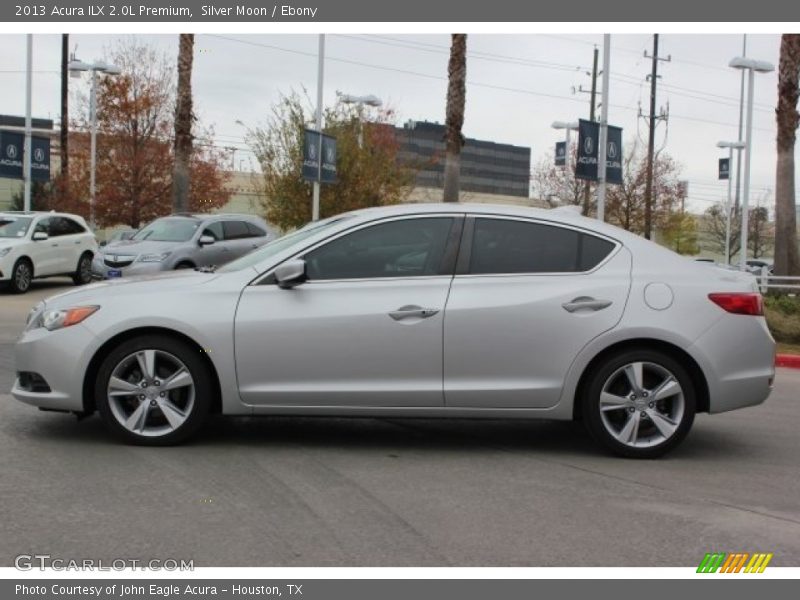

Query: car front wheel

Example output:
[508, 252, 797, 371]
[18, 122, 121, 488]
[582, 349, 696, 458]
[8, 259, 33, 294]
[95, 335, 212, 445]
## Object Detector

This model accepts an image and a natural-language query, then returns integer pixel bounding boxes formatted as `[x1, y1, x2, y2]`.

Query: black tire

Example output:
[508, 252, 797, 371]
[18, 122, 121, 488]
[72, 252, 94, 285]
[174, 261, 195, 270]
[95, 334, 213, 446]
[581, 348, 696, 459]
[8, 258, 33, 294]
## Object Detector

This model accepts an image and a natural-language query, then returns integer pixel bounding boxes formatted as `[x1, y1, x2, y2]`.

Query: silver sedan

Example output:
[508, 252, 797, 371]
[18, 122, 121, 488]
[12, 203, 775, 458]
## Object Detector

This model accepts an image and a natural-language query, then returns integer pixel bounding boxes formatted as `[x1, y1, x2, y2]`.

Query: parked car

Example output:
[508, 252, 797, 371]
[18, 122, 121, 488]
[746, 259, 773, 275]
[91, 213, 274, 279]
[0, 211, 97, 294]
[13, 203, 774, 457]
[100, 228, 137, 247]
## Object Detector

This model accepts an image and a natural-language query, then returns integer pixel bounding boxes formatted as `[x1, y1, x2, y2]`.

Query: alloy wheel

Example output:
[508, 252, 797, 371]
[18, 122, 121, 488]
[598, 361, 685, 449]
[14, 262, 32, 292]
[106, 349, 195, 437]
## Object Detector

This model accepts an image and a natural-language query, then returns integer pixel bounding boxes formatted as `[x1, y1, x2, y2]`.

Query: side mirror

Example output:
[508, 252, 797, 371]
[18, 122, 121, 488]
[274, 259, 307, 289]
[198, 235, 215, 246]
[32, 231, 49, 242]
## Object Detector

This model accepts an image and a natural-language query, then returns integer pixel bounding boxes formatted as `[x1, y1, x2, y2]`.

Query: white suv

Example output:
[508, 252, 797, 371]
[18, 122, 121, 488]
[0, 211, 98, 294]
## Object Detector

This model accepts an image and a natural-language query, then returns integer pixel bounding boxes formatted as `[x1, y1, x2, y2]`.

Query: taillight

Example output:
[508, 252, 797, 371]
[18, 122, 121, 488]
[708, 292, 764, 316]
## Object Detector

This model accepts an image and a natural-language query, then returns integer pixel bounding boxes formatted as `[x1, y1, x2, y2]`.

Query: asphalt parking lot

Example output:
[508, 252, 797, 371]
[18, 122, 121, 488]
[1, 281, 799, 567]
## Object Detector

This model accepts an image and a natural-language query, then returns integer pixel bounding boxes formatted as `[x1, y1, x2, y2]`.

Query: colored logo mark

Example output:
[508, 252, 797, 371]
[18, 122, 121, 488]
[697, 552, 773, 573]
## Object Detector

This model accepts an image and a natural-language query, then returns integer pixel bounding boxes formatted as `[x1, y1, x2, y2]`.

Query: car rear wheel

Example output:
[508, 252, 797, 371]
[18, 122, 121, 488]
[8, 259, 33, 294]
[95, 335, 212, 445]
[582, 349, 696, 458]
[72, 252, 93, 285]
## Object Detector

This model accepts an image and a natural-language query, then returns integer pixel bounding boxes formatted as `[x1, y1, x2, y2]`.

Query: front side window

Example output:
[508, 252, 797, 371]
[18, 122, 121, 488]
[305, 217, 455, 281]
[134, 218, 200, 242]
[469, 218, 615, 274]
[202, 222, 225, 241]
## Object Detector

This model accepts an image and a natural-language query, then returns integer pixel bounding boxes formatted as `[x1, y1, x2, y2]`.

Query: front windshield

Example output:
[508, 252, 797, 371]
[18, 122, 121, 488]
[217, 216, 353, 273]
[0, 216, 32, 239]
[133, 218, 199, 242]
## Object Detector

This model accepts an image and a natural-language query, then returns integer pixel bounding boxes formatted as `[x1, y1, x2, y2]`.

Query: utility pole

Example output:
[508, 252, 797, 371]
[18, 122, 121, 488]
[312, 34, 325, 221]
[581, 45, 599, 215]
[596, 34, 611, 223]
[23, 34, 32, 212]
[734, 34, 747, 215]
[643, 34, 671, 240]
[60, 34, 69, 194]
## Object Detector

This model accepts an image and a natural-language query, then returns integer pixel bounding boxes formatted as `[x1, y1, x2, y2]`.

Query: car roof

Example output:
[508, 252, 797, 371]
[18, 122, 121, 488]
[0, 210, 85, 220]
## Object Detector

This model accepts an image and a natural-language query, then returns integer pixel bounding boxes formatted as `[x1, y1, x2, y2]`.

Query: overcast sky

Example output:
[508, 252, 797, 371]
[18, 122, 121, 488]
[0, 32, 792, 213]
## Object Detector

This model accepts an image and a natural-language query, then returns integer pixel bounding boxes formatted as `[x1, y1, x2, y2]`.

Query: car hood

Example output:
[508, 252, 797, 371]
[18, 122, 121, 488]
[100, 239, 181, 256]
[41, 269, 221, 309]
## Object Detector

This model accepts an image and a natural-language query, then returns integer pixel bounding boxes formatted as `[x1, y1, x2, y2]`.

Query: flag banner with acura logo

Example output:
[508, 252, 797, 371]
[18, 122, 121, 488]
[575, 119, 623, 184]
[0, 131, 50, 181]
[719, 157, 730, 180]
[555, 141, 566, 167]
[302, 129, 337, 184]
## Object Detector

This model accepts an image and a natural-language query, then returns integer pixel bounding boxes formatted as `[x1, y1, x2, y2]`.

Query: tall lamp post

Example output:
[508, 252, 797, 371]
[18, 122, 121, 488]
[68, 58, 121, 230]
[551, 121, 579, 203]
[728, 56, 774, 271]
[717, 140, 745, 265]
[338, 92, 383, 147]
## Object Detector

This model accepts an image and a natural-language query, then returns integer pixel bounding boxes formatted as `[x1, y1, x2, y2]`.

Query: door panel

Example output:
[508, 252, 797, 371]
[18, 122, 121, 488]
[30, 218, 60, 276]
[234, 278, 452, 407]
[444, 234, 632, 409]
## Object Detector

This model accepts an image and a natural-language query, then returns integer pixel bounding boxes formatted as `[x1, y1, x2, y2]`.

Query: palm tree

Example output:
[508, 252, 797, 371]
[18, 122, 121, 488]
[443, 34, 467, 202]
[172, 33, 194, 213]
[774, 34, 800, 276]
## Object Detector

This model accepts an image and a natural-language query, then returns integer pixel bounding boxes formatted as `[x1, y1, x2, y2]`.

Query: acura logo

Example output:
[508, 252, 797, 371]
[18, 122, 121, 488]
[308, 143, 317, 160]
[33, 148, 45, 163]
[583, 137, 594, 155]
[6, 144, 18, 159]
[608, 141, 618, 159]
[325, 146, 335, 163]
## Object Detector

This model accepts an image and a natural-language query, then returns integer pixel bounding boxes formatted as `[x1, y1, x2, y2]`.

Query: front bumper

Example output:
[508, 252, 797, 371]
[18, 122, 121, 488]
[91, 255, 168, 279]
[11, 323, 98, 412]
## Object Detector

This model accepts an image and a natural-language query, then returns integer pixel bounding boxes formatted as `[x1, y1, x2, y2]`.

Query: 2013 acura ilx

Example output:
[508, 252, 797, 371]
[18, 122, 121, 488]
[12, 203, 774, 458]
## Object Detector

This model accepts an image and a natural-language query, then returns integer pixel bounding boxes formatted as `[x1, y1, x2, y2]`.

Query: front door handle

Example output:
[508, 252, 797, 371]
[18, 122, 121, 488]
[562, 296, 613, 312]
[388, 305, 440, 321]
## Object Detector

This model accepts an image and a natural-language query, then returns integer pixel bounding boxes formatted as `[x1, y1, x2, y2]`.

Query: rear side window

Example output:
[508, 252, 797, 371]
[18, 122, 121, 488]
[469, 218, 615, 274]
[223, 220, 251, 240]
[246, 222, 267, 237]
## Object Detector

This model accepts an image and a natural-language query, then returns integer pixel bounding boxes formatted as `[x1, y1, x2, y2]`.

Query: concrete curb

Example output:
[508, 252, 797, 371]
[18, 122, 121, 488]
[776, 354, 800, 369]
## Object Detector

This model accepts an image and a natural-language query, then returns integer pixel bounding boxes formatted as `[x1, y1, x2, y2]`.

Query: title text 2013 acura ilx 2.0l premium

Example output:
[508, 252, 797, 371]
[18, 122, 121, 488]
[12, 204, 775, 457]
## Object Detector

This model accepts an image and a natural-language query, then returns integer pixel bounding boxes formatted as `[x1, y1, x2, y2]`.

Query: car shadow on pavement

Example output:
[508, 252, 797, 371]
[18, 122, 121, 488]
[13, 411, 753, 461]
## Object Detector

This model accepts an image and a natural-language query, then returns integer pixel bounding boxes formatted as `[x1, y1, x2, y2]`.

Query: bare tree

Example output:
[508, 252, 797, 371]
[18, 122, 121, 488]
[774, 34, 800, 276]
[172, 33, 194, 214]
[703, 203, 741, 262]
[443, 34, 466, 203]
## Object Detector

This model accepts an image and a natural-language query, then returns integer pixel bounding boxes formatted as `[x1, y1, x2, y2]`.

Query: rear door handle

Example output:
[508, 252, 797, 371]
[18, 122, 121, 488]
[388, 305, 440, 321]
[562, 296, 613, 312]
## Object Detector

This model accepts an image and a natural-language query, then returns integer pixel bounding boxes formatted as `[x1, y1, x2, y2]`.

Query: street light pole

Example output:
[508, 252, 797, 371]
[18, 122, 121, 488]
[89, 68, 98, 229]
[717, 141, 744, 265]
[23, 34, 33, 212]
[596, 33, 611, 222]
[68, 58, 121, 231]
[312, 34, 325, 222]
[729, 56, 774, 271]
[338, 92, 383, 147]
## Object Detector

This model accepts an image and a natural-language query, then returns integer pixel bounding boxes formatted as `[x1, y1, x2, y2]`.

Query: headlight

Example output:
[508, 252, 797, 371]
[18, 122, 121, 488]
[37, 306, 100, 332]
[137, 252, 171, 263]
[0, 247, 11, 258]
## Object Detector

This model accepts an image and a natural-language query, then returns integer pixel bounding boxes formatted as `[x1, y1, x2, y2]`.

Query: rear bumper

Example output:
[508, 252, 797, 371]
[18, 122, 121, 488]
[690, 313, 775, 413]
